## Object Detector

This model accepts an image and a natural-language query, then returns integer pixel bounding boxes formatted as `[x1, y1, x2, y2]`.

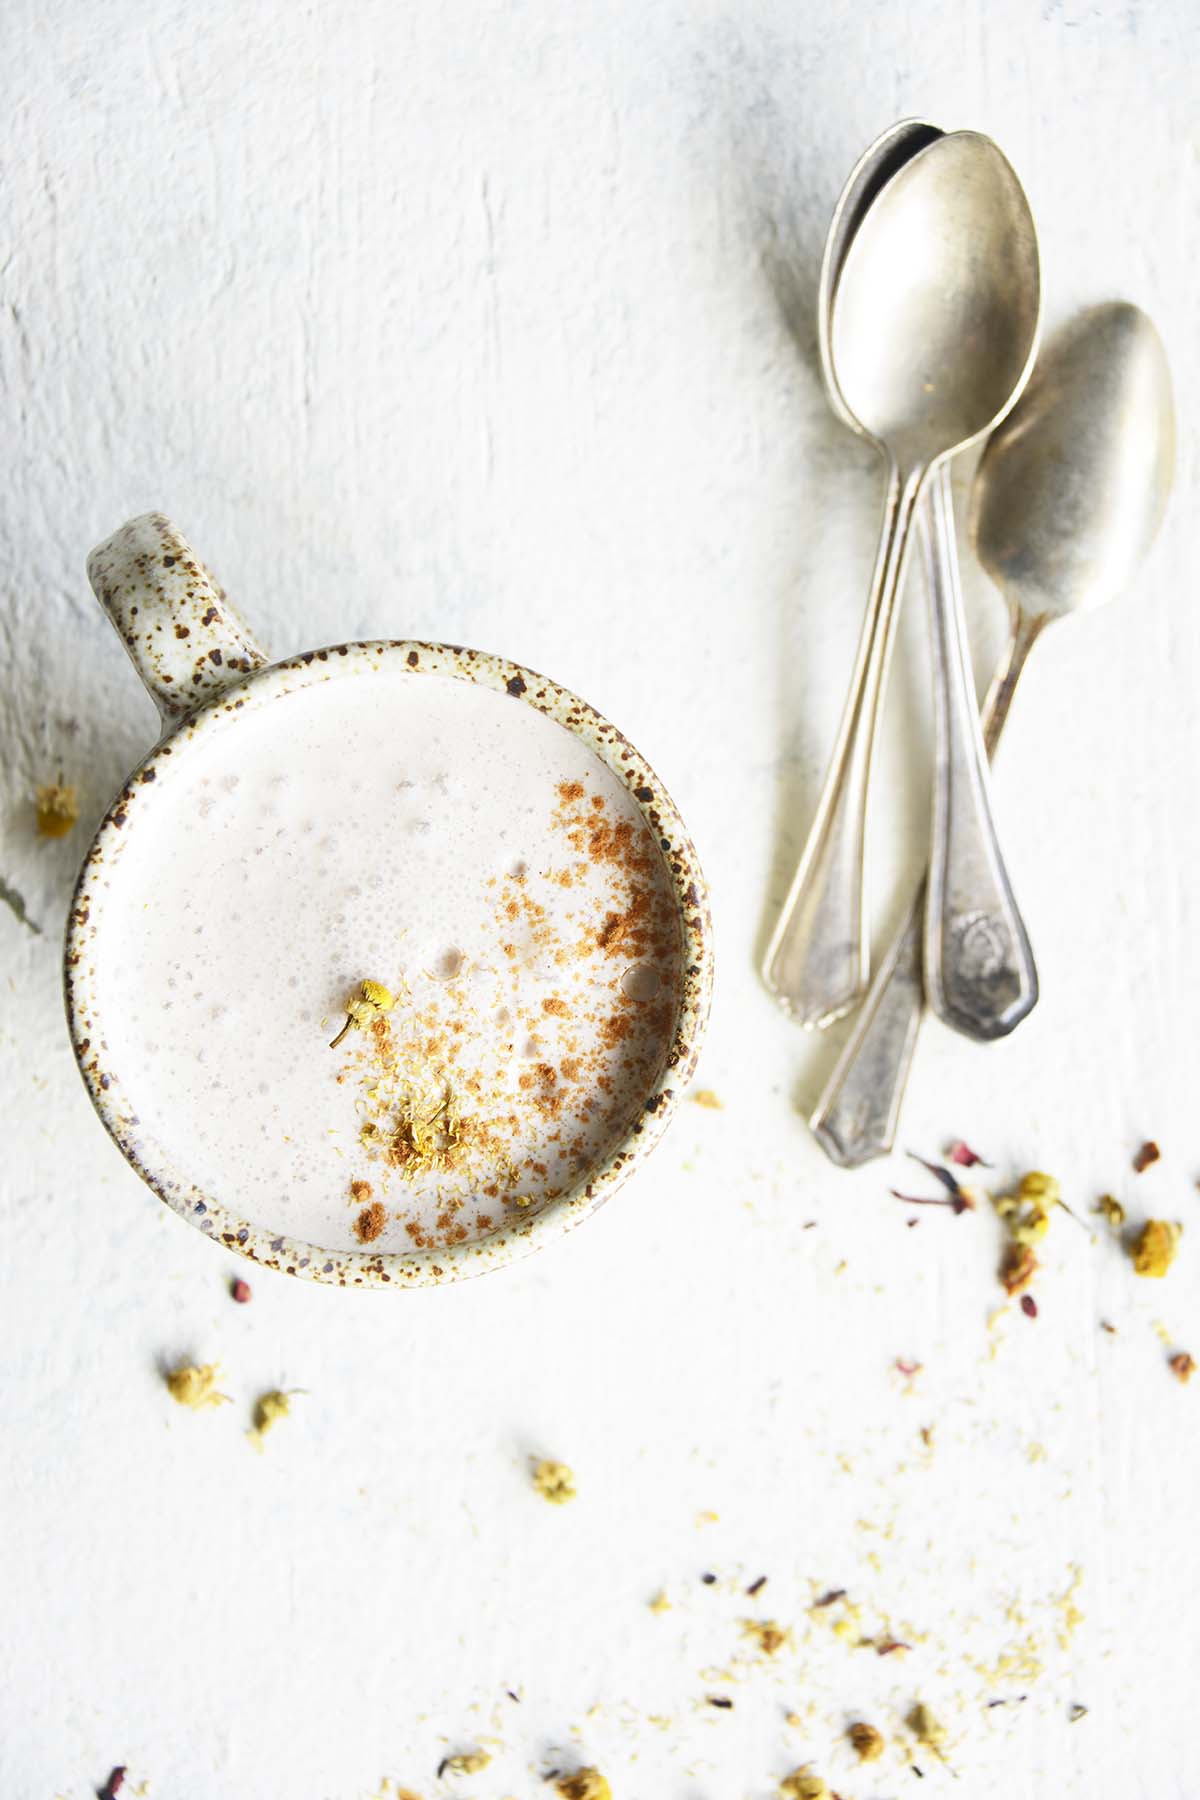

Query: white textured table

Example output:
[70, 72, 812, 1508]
[3, 4, 1198, 1797]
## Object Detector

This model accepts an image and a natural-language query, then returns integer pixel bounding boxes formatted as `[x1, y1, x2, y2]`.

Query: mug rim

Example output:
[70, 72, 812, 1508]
[64, 637, 713, 1289]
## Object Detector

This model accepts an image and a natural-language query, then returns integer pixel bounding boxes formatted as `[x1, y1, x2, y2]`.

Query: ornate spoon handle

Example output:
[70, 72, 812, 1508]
[810, 604, 1043, 1167]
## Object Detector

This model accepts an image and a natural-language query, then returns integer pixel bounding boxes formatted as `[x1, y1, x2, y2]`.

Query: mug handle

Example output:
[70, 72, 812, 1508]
[87, 513, 268, 725]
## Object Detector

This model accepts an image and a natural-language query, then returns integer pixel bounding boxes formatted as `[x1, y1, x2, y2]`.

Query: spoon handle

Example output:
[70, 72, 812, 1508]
[922, 463, 1038, 1040]
[762, 465, 923, 1028]
[809, 610, 1043, 1166]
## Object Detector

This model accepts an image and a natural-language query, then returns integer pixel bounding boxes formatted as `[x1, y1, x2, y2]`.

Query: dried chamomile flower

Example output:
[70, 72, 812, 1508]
[1094, 1195, 1125, 1230]
[532, 1458, 576, 1504]
[442, 1752, 489, 1776]
[248, 1389, 297, 1449]
[847, 1721, 884, 1762]
[1132, 1220, 1181, 1278]
[330, 978, 396, 1048]
[1018, 1170, 1060, 1209]
[165, 1362, 230, 1411]
[555, 1771, 611, 1800]
[35, 780, 80, 838]
[1169, 1352, 1195, 1384]
[780, 1769, 827, 1799]
[999, 1242, 1038, 1296]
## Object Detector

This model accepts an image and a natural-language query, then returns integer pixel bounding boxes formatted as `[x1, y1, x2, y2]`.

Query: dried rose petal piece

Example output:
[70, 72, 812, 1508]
[1133, 1140, 1161, 1173]
[947, 1139, 990, 1167]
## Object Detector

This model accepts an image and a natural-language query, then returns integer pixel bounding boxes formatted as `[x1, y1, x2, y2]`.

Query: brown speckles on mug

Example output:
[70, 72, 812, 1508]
[65, 515, 713, 1290]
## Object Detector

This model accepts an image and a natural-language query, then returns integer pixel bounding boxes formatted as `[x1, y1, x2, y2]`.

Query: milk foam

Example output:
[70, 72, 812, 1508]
[93, 668, 683, 1253]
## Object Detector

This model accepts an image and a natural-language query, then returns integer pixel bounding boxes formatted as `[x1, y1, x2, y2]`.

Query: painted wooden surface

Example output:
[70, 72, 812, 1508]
[2, 2, 1197, 1796]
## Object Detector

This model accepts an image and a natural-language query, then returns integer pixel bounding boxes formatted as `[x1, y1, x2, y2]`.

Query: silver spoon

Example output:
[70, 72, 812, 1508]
[763, 131, 1042, 1031]
[811, 301, 1176, 1166]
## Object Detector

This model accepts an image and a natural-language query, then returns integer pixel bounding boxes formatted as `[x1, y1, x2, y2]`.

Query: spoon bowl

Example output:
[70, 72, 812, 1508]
[831, 131, 1041, 466]
[818, 118, 944, 427]
[972, 301, 1176, 621]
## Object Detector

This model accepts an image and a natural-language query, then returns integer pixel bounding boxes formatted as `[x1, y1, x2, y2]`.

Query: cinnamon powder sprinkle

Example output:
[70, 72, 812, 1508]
[355, 1200, 387, 1243]
[330, 776, 680, 1250]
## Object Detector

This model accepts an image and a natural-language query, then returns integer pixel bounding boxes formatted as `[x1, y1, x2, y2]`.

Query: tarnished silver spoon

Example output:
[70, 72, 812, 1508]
[811, 301, 1176, 1166]
[763, 131, 1041, 1031]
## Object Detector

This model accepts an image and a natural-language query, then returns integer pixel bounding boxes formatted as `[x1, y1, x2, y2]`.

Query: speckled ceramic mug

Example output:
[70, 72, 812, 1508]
[66, 515, 712, 1288]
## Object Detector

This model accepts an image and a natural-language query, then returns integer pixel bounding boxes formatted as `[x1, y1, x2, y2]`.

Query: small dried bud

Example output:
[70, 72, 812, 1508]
[555, 1771, 611, 1800]
[532, 1458, 576, 1504]
[35, 781, 80, 838]
[847, 1721, 884, 1762]
[1132, 1220, 1181, 1278]
[165, 1362, 230, 1411]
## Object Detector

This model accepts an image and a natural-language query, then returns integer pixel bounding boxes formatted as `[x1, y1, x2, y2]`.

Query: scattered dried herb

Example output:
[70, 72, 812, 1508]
[1169, 1351, 1195, 1384]
[813, 1588, 846, 1608]
[706, 1694, 733, 1709]
[847, 1721, 884, 1762]
[532, 1459, 576, 1504]
[231, 1278, 252, 1304]
[746, 1574, 768, 1596]
[165, 1362, 229, 1411]
[36, 780, 79, 838]
[907, 1152, 970, 1200]
[986, 1695, 1026, 1708]
[907, 1704, 947, 1756]
[701, 1571, 717, 1585]
[1133, 1141, 1161, 1174]
[554, 1771, 610, 1800]
[98, 1768, 127, 1799]
[947, 1139, 989, 1167]
[648, 1590, 671, 1614]
[780, 1769, 827, 1800]
[329, 978, 396, 1049]
[248, 1389, 296, 1448]
[877, 1639, 911, 1656]
[440, 1752, 490, 1776]
[1094, 1194, 1125, 1229]
[1069, 1703, 1088, 1723]
[1100, 1320, 1117, 1334]
[1132, 1220, 1181, 1278]
[741, 1618, 790, 1655]
[895, 1358, 922, 1379]
[889, 1188, 972, 1215]
[1020, 1294, 1038, 1318]
[691, 1089, 723, 1109]
[1000, 1242, 1038, 1296]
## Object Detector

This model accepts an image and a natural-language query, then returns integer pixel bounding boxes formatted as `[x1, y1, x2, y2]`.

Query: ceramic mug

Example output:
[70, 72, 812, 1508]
[66, 515, 712, 1288]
